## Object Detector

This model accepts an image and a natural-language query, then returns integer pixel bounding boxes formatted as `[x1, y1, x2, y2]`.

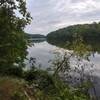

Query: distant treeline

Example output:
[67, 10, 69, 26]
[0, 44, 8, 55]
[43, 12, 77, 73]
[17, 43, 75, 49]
[47, 22, 100, 43]
[26, 33, 46, 39]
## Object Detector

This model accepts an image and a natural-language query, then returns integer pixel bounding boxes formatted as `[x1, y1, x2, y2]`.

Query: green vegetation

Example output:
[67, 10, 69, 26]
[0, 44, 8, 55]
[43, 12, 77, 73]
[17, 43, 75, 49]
[0, 68, 90, 100]
[0, 0, 97, 100]
[47, 22, 100, 53]
[26, 33, 45, 39]
[0, 0, 32, 72]
[23, 68, 90, 100]
[0, 77, 30, 100]
[26, 33, 46, 43]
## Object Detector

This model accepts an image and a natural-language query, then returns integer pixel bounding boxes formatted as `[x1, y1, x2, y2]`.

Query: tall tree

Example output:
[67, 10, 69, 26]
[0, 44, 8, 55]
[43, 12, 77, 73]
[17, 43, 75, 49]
[0, 0, 32, 72]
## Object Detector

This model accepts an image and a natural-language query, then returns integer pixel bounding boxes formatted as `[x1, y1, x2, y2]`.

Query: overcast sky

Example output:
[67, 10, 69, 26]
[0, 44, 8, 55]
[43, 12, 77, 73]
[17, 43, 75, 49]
[25, 0, 100, 35]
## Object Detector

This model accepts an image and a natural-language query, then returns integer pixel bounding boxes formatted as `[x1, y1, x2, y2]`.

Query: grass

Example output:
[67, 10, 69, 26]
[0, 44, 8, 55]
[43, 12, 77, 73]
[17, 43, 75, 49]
[0, 77, 35, 100]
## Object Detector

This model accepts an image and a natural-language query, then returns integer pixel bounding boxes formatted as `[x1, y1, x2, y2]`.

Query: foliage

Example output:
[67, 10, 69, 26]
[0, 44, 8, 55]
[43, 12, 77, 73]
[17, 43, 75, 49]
[48, 34, 99, 99]
[26, 33, 45, 38]
[0, 1, 96, 99]
[47, 22, 100, 42]
[0, 77, 29, 100]
[11, 91, 28, 100]
[47, 22, 100, 53]
[0, 0, 32, 72]
[0, 66, 91, 100]
[67, 33, 92, 59]
[23, 68, 90, 100]
[0, 65, 23, 77]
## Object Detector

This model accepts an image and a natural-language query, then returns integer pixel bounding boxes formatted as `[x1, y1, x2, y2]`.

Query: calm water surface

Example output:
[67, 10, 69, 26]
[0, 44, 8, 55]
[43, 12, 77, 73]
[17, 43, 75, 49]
[25, 41, 100, 97]
[26, 41, 58, 69]
[26, 41, 100, 75]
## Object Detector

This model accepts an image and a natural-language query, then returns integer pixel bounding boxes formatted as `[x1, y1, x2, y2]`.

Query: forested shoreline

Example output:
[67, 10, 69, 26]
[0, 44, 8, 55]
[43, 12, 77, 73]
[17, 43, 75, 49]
[47, 22, 100, 53]
[47, 22, 100, 42]
[0, 0, 99, 100]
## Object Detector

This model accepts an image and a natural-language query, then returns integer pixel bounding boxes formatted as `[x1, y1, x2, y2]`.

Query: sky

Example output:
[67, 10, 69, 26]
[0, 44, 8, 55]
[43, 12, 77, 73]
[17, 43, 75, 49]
[25, 0, 100, 35]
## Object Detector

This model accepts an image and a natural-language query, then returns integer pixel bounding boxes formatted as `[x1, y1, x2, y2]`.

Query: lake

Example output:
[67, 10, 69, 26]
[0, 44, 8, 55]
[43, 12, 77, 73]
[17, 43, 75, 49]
[25, 40, 100, 97]
[26, 41, 59, 69]
[26, 41, 100, 76]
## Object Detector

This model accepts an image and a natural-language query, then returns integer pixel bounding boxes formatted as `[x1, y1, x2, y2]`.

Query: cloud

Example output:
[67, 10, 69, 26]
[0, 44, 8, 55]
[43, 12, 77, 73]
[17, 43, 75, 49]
[25, 0, 100, 35]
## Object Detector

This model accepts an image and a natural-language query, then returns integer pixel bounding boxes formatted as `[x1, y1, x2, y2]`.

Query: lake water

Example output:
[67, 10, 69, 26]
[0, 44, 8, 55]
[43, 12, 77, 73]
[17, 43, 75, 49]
[26, 41, 100, 76]
[25, 41, 100, 97]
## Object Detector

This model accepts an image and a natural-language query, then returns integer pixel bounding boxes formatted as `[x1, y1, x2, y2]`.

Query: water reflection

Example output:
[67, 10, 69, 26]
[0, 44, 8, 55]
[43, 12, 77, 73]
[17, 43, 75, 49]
[25, 39, 100, 98]
[26, 41, 58, 69]
[26, 40, 100, 74]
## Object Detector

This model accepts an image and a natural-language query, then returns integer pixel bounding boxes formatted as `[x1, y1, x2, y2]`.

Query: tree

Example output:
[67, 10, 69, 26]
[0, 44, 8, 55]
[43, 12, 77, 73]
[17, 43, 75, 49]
[0, 0, 32, 74]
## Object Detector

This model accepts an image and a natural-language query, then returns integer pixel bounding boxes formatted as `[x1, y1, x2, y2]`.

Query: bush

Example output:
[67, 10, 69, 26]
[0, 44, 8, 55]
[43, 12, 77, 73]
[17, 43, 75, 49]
[24, 69, 90, 100]
[0, 66, 23, 77]
[11, 91, 28, 100]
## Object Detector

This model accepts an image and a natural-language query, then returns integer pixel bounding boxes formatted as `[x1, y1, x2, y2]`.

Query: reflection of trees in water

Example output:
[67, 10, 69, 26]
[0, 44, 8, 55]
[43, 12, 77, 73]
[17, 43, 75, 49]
[29, 38, 46, 43]
[47, 35, 100, 54]
[48, 36, 99, 99]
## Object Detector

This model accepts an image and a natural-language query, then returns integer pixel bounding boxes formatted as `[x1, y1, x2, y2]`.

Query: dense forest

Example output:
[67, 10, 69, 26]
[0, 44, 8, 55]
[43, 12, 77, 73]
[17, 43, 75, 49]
[26, 33, 45, 39]
[47, 22, 100, 42]
[47, 22, 100, 53]
[26, 33, 46, 43]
